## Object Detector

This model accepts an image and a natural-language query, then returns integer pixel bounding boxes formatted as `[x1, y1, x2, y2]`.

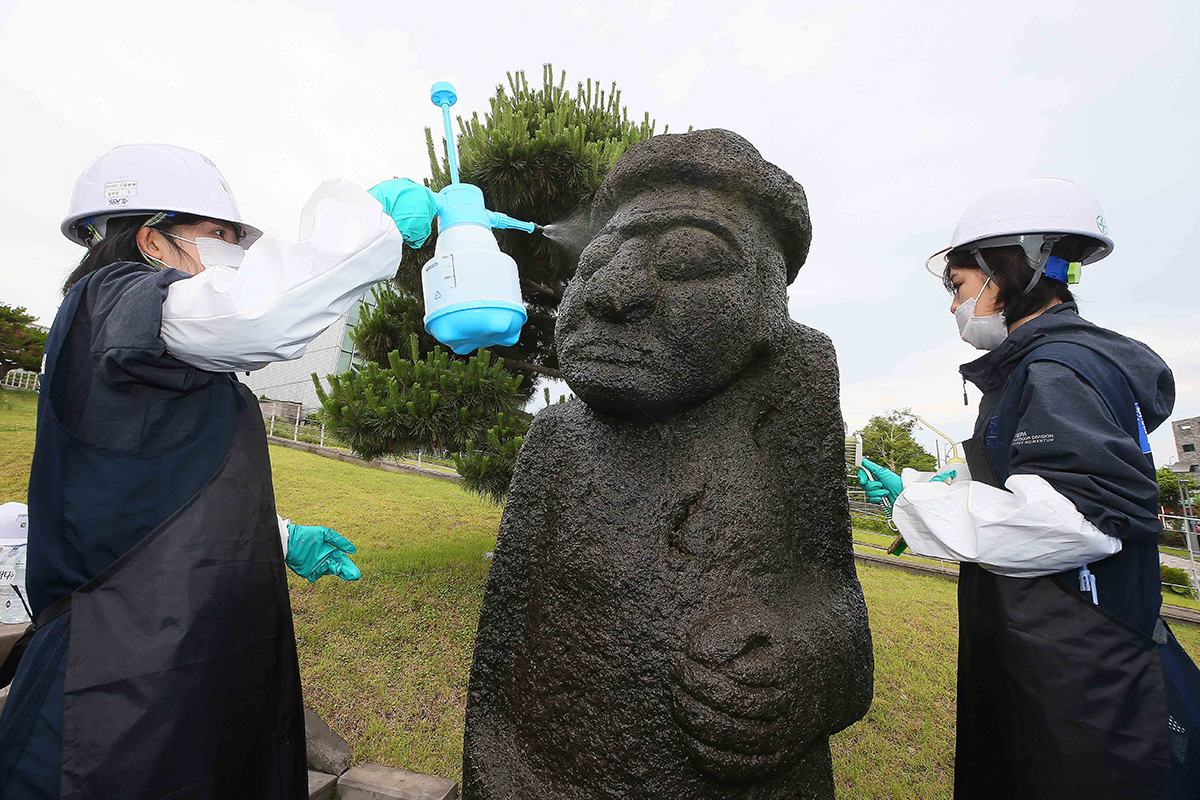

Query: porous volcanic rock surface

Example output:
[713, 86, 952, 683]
[463, 129, 874, 799]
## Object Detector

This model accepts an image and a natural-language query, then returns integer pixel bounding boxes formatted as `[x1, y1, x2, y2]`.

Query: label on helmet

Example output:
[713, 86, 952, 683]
[1096, 215, 1107, 235]
[104, 180, 137, 206]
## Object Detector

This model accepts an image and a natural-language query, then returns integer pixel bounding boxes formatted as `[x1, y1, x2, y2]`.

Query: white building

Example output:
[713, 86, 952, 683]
[241, 299, 371, 414]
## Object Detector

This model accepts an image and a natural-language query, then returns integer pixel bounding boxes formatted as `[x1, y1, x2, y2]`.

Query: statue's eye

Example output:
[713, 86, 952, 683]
[577, 233, 620, 280]
[651, 227, 737, 281]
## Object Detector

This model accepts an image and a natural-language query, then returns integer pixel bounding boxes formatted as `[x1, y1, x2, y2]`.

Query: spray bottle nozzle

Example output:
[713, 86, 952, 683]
[488, 212, 537, 234]
[429, 82, 538, 236]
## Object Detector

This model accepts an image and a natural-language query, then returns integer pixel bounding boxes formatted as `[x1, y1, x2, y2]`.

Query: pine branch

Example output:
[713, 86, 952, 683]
[501, 359, 564, 379]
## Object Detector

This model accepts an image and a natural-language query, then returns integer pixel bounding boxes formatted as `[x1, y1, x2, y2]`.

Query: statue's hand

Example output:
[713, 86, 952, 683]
[668, 604, 805, 783]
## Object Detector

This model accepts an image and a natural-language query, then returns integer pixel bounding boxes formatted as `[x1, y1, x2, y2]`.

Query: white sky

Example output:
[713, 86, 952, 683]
[1, 0, 1197, 464]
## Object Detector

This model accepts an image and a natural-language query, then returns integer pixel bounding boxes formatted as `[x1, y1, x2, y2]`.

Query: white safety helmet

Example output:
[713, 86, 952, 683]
[926, 177, 1113, 291]
[61, 143, 263, 248]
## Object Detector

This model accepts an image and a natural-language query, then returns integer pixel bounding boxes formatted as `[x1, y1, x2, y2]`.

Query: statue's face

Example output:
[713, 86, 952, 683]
[557, 186, 782, 417]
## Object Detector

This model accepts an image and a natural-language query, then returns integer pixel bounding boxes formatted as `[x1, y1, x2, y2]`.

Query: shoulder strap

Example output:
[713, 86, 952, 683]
[0, 593, 71, 689]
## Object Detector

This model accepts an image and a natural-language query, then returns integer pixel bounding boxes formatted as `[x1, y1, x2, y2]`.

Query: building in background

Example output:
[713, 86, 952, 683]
[1172, 416, 1200, 473]
[240, 299, 372, 414]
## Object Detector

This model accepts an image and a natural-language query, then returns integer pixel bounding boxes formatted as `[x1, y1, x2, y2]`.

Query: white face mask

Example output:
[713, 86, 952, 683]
[955, 277, 1008, 351]
[164, 232, 246, 271]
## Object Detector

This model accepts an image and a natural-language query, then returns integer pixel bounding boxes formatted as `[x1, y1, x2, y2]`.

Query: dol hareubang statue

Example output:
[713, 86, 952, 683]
[463, 129, 874, 798]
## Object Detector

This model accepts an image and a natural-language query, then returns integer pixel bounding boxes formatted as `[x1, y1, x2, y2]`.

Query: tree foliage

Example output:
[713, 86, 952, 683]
[1162, 564, 1198, 600]
[313, 335, 524, 462]
[858, 409, 938, 474]
[454, 412, 529, 505]
[0, 304, 46, 378]
[1157, 466, 1198, 509]
[350, 284, 439, 368]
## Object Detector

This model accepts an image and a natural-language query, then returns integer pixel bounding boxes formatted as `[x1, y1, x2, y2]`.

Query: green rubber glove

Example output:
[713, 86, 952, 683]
[368, 178, 438, 248]
[286, 524, 361, 583]
[929, 469, 958, 484]
[857, 458, 903, 506]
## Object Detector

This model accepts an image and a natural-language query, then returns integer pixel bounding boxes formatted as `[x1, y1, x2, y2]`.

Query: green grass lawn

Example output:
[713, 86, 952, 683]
[2, 385, 1199, 797]
[0, 389, 38, 501]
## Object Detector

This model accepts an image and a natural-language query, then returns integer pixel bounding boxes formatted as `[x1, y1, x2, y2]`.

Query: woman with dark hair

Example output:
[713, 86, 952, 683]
[860, 178, 1200, 799]
[0, 143, 437, 799]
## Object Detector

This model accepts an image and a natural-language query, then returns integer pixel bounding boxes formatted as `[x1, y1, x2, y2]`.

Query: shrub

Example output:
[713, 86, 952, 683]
[1160, 527, 1187, 549]
[1161, 564, 1198, 600]
[851, 513, 894, 536]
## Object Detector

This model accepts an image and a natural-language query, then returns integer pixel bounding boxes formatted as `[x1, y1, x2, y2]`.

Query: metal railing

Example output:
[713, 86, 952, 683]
[0, 370, 39, 392]
[1159, 510, 1200, 599]
[262, 414, 457, 473]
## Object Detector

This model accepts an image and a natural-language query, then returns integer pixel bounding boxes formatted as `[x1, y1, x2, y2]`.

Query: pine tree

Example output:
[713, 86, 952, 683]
[313, 335, 526, 463]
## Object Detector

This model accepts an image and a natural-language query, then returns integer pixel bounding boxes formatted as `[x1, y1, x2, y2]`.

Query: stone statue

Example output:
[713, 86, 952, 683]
[463, 129, 874, 799]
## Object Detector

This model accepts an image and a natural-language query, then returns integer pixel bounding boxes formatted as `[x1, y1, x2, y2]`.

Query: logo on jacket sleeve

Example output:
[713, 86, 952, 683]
[1013, 431, 1055, 446]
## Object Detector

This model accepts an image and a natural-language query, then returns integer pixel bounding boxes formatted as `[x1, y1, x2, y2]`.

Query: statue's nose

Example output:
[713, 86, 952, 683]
[585, 242, 655, 322]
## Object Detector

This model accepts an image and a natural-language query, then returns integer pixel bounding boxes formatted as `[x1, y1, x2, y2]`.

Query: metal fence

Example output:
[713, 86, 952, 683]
[1159, 511, 1200, 599]
[262, 414, 457, 472]
[0, 370, 39, 392]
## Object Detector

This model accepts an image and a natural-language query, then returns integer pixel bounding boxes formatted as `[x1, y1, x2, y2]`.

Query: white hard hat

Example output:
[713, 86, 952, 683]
[61, 144, 263, 248]
[926, 177, 1113, 281]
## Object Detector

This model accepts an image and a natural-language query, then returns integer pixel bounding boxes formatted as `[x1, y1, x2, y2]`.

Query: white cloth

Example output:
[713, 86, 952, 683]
[278, 514, 291, 558]
[161, 178, 406, 372]
[892, 474, 1122, 578]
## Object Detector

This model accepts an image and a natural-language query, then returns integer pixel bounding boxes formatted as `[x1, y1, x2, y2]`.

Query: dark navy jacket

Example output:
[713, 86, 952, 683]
[960, 302, 1174, 635]
[1, 262, 240, 798]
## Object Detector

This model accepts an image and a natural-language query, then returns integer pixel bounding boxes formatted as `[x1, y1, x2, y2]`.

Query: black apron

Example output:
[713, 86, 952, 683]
[955, 342, 1199, 799]
[0, 273, 306, 799]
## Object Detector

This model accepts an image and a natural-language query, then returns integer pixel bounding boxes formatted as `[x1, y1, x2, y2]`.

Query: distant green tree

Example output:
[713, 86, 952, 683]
[858, 409, 938, 474]
[0, 304, 46, 379]
[1157, 466, 1197, 509]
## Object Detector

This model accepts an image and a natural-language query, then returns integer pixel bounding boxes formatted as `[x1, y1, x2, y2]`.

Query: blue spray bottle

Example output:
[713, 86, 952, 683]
[422, 81, 540, 355]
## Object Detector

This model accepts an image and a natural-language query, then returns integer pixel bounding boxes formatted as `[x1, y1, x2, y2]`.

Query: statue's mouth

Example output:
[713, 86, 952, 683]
[562, 340, 655, 367]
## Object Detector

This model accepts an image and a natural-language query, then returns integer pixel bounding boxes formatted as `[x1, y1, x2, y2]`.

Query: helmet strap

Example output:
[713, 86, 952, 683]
[1019, 234, 1064, 293]
[144, 211, 175, 228]
[83, 219, 104, 245]
[969, 248, 996, 281]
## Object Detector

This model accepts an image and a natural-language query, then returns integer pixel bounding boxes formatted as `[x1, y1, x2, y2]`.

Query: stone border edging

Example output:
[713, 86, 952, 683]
[267, 436, 462, 483]
[336, 763, 459, 799]
[853, 549, 1200, 627]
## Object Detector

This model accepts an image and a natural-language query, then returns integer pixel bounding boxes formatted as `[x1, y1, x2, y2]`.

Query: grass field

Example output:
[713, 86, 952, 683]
[2, 386, 1198, 796]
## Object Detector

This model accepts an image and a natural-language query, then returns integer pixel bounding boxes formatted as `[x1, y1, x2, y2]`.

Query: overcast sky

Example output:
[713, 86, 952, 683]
[2, 0, 1196, 464]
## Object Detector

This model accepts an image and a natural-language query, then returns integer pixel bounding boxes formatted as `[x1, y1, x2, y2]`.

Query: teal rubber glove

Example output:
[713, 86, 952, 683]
[285, 524, 361, 583]
[857, 458, 903, 506]
[929, 469, 958, 484]
[368, 178, 438, 248]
